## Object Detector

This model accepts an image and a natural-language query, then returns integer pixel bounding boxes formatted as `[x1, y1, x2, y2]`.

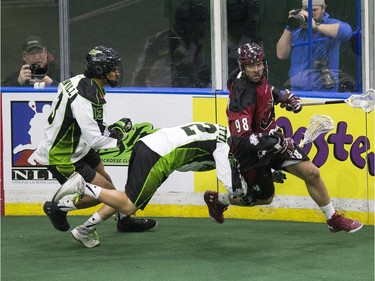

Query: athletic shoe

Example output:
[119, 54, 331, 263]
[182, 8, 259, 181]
[43, 201, 70, 232]
[52, 172, 86, 203]
[204, 190, 228, 224]
[70, 225, 100, 248]
[327, 211, 363, 233]
[116, 215, 157, 232]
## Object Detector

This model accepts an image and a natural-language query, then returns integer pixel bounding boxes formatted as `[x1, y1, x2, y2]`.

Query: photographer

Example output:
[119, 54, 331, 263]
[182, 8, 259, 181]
[2, 35, 60, 87]
[276, 0, 352, 92]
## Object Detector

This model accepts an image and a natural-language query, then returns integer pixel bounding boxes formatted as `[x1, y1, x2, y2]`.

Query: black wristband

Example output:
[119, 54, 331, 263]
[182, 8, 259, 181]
[313, 23, 321, 32]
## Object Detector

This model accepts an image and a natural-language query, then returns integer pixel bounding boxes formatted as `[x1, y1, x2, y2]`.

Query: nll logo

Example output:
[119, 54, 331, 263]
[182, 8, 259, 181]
[12, 168, 55, 181]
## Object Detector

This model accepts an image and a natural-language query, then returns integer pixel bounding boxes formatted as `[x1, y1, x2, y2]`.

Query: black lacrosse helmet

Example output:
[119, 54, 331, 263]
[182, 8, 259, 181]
[84, 45, 122, 87]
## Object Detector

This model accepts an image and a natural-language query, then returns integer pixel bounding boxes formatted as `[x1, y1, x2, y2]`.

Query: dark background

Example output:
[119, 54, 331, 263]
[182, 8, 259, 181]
[1, 0, 360, 89]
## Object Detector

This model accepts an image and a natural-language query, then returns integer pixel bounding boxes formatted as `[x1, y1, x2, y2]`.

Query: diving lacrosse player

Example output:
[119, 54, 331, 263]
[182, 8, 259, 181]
[52, 122, 265, 247]
[34, 46, 156, 242]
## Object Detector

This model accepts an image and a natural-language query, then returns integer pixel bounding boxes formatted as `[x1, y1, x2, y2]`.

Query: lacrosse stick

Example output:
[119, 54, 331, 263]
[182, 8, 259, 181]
[300, 89, 375, 113]
[299, 114, 334, 148]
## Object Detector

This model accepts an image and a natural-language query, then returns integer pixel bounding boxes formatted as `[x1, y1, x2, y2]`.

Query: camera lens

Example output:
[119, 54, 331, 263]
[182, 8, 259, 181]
[287, 14, 305, 29]
[321, 70, 336, 89]
[30, 63, 47, 79]
[314, 59, 336, 89]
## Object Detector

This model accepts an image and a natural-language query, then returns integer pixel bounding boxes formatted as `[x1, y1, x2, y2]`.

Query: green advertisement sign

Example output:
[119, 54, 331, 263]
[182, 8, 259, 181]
[98, 122, 157, 166]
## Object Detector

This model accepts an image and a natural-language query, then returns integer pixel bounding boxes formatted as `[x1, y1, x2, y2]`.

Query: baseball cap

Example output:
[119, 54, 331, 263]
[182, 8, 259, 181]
[22, 36, 45, 52]
[302, 0, 325, 6]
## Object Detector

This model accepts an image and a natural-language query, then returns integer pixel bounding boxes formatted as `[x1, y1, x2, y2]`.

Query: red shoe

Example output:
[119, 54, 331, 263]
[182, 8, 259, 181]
[204, 190, 228, 224]
[327, 211, 363, 233]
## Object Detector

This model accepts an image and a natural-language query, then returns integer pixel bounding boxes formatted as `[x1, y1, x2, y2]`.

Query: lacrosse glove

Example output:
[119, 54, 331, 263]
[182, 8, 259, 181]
[108, 118, 132, 139]
[278, 90, 302, 113]
[272, 169, 287, 184]
[271, 131, 295, 160]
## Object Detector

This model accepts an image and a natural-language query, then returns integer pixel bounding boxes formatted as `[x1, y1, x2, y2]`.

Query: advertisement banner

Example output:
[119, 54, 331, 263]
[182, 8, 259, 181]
[2, 92, 373, 224]
[2, 93, 194, 204]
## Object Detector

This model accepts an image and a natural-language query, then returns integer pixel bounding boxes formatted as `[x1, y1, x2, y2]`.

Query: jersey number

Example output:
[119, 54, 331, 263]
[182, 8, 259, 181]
[235, 118, 249, 133]
[181, 123, 216, 136]
[48, 92, 63, 124]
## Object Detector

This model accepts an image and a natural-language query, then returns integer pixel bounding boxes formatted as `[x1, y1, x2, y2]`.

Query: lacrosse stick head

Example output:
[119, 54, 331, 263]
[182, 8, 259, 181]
[299, 115, 334, 147]
[345, 89, 375, 113]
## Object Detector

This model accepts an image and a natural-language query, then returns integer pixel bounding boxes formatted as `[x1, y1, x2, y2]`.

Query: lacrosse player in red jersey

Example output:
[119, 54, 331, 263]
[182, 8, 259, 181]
[208, 42, 362, 233]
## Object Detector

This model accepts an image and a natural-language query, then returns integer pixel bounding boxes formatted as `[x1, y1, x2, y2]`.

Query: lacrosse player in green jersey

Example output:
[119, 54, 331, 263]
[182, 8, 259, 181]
[34, 46, 156, 244]
[52, 122, 258, 247]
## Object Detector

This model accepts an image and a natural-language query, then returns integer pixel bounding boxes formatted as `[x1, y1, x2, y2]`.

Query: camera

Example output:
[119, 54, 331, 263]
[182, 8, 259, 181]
[287, 9, 307, 29]
[29, 63, 47, 79]
[314, 59, 336, 89]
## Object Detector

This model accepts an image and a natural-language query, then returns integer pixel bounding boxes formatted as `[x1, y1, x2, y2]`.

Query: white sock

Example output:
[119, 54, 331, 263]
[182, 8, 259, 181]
[320, 202, 336, 220]
[56, 195, 78, 212]
[84, 183, 102, 199]
[218, 193, 230, 206]
[83, 212, 103, 231]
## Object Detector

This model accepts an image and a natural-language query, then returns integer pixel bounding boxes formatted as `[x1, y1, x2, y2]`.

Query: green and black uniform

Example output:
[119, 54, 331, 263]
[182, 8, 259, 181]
[35, 74, 119, 183]
[125, 122, 243, 209]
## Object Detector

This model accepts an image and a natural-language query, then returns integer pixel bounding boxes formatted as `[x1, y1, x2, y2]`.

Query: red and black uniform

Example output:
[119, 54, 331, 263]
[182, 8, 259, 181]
[226, 70, 308, 202]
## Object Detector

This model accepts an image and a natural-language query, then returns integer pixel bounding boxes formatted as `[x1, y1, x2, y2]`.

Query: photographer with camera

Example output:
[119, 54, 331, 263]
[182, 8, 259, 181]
[2, 35, 60, 88]
[276, 0, 352, 92]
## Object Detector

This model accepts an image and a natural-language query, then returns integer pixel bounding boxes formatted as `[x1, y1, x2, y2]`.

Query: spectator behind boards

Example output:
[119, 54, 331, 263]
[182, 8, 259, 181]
[130, 0, 210, 88]
[2, 35, 60, 88]
[227, 0, 262, 75]
[276, 0, 352, 92]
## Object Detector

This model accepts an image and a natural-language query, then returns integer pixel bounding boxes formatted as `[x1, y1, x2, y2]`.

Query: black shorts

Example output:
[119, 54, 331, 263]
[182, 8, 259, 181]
[125, 141, 168, 210]
[47, 149, 101, 184]
[270, 145, 309, 170]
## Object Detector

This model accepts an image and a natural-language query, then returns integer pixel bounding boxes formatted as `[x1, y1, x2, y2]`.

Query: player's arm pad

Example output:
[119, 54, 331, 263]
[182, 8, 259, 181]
[249, 131, 294, 158]
[249, 132, 282, 152]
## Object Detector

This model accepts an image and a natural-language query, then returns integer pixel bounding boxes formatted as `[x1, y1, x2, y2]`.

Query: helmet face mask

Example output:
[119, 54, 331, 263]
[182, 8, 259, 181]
[85, 45, 123, 87]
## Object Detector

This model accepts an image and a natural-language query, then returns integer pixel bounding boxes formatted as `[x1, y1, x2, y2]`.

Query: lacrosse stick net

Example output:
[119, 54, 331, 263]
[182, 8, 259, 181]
[345, 89, 375, 113]
[299, 114, 334, 148]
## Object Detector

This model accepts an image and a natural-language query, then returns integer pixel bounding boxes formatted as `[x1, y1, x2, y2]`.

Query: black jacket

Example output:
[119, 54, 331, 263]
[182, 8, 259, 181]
[1, 53, 60, 87]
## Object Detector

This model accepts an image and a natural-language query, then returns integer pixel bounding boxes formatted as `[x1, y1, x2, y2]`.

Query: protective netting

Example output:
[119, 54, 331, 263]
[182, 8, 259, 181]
[299, 115, 334, 147]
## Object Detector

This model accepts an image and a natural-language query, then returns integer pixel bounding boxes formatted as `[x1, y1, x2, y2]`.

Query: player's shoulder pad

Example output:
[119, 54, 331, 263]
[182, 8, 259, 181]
[228, 79, 257, 112]
[76, 77, 106, 105]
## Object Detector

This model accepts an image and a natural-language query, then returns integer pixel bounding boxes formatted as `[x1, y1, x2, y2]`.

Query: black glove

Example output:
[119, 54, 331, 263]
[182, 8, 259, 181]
[108, 118, 132, 139]
[278, 90, 302, 113]
[272, 170, 287, 183]
[272, 131, 295, 160]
